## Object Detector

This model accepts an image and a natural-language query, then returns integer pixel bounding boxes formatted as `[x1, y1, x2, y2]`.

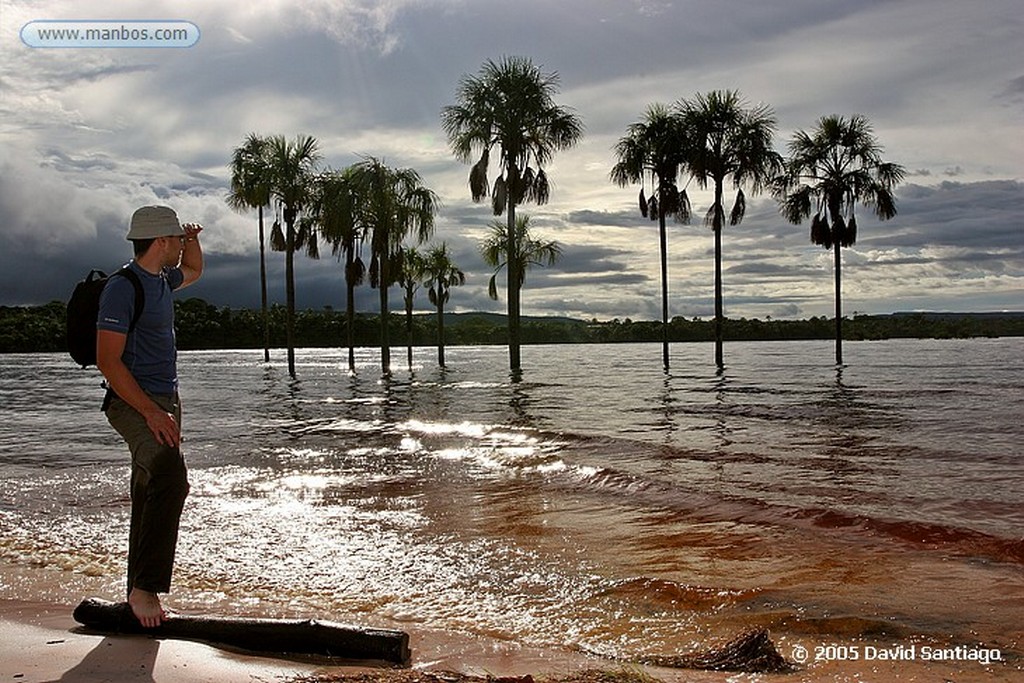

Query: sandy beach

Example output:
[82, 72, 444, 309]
[2, 597, 666, 683]
[2, 598, 345, 682]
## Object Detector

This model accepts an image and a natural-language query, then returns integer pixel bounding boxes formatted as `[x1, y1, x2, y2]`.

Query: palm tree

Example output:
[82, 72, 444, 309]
[348, 157, 439, 374]
[611, 104, 692, 371]
[676, 90, 782, 369]
[397, 247, 425, 369]
[228, 133, 273, 363]
[481, 214, 561, 312]
[265, 134, 321, 378]
[421, 243, 466, 368]
[309, 168, 365, 372]
[442, 55, 583, 372]
[775, 114, 905, 365]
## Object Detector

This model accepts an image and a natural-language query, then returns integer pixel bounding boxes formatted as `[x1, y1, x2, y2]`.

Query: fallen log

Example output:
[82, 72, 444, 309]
[72, 597, 411, 665]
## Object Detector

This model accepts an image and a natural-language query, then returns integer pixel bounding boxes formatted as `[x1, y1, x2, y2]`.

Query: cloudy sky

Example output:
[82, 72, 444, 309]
[2, 0, 1021, 321]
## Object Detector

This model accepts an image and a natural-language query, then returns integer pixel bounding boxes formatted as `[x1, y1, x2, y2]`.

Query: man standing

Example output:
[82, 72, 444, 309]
[96, 205, 203, 628]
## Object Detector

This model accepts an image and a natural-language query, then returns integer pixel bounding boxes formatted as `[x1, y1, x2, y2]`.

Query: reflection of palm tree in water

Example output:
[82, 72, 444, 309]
[818, 365, 896, 477]
[508, 375, 532, 427]
[711, 372, 734, 455]
[257, 365, 306, 426]
[405, 366, 454, 421]
[654, 373, 679, 445]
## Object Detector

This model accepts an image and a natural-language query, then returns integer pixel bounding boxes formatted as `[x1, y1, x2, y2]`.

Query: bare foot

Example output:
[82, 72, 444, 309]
[128, 588, 164, 628]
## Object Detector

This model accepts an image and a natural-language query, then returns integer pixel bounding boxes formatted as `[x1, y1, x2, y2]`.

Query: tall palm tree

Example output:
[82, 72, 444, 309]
[265, 134, 321, 378]
[481, 214, 561, 308]
[610, 104, 692, 371]
[348, 157, 439, 374]
[421, 243, 466, 368]
[775, 114, 905, 365]
[677, 90, 782, 369]
[442, 55, 583, 372]
[308, 167, 365, 372]
[397, 247, 425, 369]
[228, 133, 273, 363]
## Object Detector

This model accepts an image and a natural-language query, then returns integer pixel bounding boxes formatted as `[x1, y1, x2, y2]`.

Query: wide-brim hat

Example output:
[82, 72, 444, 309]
[126, 205, 185, 240]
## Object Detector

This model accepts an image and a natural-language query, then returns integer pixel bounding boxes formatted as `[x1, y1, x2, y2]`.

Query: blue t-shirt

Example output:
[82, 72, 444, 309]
[97, 261, 185, 395]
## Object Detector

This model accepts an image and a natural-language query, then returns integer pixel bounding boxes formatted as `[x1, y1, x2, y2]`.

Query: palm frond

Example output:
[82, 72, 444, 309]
[872, 186, 899, 221]
[675, 188, 691, 224]
[444, 55, 582, 213]
[843, 215, 858, 247]
[470, 149, 490, 201]
[492, 175, 507, 216]
[779, 114, 903, 247]
[306, 234, 320, 259]
[639, 188, 648, 218]
[346, 256, 366, 287]
[832, 215, 847, 249]
[705, 204, 725, 230]
[518, 166, 535, 204]
[533, 168, 550, 205]
[369, 254, 380, 289]
[270, 219, 285, 252]
[810, 213, 832, 248]
[729, 189, 746, 226]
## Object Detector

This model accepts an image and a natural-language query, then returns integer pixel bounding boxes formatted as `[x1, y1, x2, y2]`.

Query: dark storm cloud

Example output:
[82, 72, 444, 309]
[868, 181, 1023, 251]
[565, 209, 642, 229]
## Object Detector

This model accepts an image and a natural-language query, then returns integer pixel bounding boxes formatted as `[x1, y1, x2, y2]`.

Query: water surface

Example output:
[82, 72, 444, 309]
[1, 339, 1021, 679]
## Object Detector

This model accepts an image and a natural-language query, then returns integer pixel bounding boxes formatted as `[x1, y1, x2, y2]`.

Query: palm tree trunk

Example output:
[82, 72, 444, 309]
[713, 181, 724, 370]
[405, 296, 413, 370]
[834, 239, 843, 365]
[657, 194, 670, 372]
[379, 265, 391, 375]
[507, 199, 521, 373]
[285, 218, 297, 379]
[345, 252, 356, 373]
[437, 291, 446, 367]
[258, 205, 270, 363]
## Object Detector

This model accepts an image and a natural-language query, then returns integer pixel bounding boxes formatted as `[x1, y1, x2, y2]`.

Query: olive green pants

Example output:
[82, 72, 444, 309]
[106, 393, 189, 597]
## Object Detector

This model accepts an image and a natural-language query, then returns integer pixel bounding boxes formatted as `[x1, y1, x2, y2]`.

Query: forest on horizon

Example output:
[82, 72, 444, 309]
[1, 299, 1021, 355]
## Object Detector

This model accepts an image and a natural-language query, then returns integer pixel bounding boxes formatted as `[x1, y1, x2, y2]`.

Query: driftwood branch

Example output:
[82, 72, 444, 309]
[72, 597, 411, 665]
[580, 628, 792, 674]
[636, 629, 793, 673]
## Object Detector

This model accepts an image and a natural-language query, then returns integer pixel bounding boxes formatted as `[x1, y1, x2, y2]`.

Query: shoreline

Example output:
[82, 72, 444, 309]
[7, 598, 1020, 683]
[2, 579, 1021, 682]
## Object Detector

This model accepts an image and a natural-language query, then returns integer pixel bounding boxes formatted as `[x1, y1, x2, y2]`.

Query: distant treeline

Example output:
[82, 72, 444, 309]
[2, 299, 1022, 354]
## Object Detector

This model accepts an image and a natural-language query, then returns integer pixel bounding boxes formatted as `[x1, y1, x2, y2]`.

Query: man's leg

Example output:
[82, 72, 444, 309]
[107, 394, 189, 627]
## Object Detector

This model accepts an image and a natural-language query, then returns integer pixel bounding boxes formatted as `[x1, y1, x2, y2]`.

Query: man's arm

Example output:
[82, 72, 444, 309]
[178, 223, 204, 289]
[96, 330, 181, 447]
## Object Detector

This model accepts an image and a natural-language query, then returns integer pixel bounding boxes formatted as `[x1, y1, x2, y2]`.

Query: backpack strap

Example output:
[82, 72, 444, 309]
[100, 267, 146, 413]
[112, 266, 145, 333]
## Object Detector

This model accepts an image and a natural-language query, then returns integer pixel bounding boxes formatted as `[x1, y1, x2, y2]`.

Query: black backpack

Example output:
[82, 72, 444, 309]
[66, 267, 144, 368]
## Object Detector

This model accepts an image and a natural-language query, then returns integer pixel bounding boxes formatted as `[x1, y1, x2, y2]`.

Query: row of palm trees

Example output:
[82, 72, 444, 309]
[230, 55, 904, 377]
[229, 136, 446, 377]
[442, 58, 903, 371]
[228, 131, 562, 378]
[612, 93, 905, 369]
